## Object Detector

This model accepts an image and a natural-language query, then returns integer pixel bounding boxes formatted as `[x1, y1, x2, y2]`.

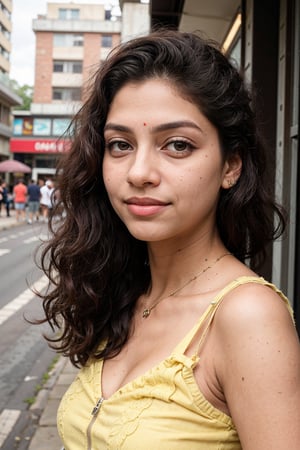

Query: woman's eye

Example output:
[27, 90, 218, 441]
[165, 140, 194, 154]
[107, 141, 132, 152]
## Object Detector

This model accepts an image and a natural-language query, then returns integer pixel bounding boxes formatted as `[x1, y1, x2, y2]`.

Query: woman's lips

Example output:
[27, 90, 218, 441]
[125, 197, 170, 216]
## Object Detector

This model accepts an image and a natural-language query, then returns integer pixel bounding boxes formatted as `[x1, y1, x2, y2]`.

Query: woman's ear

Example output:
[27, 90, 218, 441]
[221, 154, 242, 189]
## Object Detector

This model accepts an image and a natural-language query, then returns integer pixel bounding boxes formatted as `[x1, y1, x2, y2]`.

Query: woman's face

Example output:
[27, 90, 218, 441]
[103, 78, 232, 244]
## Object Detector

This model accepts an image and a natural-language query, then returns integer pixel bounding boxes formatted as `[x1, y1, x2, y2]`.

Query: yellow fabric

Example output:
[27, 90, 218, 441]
[57, 276, 294, 450]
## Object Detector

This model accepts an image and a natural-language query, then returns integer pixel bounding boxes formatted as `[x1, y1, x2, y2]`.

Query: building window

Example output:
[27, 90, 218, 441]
[101, 35, 113, 48]
[0, 103, 9, 126]
[33, 118, 51, 136]
[0, 3, 11, 20]
[52, 88, 81, 101]
[54, 34, 65, 47]
[72, 62, 82, 73]
[59, 8, 80, 20]
[53, 61, 64, 72]
[0, 23, 10, 40]
[53, 61, 83, 73]
[73, 35, 84, 47]
[52, 118, 71, 136]
[54, 33, 83, 47]
[105, 9, 111, 21]
[0, 44, 9, 61]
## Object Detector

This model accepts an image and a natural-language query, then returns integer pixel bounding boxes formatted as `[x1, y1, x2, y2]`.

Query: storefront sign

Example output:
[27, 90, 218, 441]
[10, 139, 70, 153]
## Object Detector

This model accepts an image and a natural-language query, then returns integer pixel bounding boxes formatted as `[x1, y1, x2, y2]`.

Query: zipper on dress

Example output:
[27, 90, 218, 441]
[87, 397, 104, 450]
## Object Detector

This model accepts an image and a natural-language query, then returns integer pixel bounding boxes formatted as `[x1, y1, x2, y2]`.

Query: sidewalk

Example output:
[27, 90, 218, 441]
[28, 357, 78, 450]
[0, 208, 22, 231]
[0, 208, 48, 231]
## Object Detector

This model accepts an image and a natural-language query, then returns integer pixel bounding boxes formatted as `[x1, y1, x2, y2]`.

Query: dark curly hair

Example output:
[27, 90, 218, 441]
[36, 29, 285, 366]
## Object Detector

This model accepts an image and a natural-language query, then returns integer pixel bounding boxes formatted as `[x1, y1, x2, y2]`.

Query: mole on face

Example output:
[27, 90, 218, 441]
[143, 122, 147, 126]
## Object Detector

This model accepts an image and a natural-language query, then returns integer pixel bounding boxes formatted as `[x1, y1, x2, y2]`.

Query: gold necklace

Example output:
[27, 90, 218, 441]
[142, 252, 231, 318]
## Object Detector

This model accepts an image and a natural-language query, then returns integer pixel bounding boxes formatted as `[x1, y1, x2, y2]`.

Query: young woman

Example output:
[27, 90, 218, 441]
[39, 30, 300, 449]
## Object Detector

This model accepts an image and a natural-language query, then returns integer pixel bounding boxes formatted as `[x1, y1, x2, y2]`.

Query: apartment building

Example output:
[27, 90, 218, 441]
[10, 2, 121, 180]
[0, 0, 21, 162]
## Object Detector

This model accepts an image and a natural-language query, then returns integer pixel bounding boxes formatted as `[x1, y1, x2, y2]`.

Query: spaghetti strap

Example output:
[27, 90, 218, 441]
[173, 302, 216, 354]
[173, 276, 294, 356]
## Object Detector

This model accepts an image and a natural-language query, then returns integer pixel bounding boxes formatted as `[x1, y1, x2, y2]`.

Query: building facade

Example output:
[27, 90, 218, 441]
[0, 0, 22, 164]
[146, 0, 300, 333]
[10, 2, 121, 181]
[0, 0, 12, 76]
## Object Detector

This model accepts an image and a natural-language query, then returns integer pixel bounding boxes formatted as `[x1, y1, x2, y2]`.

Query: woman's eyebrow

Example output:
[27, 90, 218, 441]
[153, 120, 203, 133]
[104, 123, 131, 133]
[104, 121, 203, 133]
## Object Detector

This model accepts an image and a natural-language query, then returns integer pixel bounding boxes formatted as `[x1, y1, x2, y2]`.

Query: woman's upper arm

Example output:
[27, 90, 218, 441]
[216, 284, 300, 450]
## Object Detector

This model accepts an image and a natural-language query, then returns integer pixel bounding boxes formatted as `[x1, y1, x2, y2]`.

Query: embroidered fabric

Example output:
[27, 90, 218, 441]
[57, 276, 294, 450]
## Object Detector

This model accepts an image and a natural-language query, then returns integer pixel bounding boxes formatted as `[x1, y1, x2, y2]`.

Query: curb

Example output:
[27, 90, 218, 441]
[27, 356, 78, 450]
[30, 357, 66, 413]
[0, 212, 24, 231]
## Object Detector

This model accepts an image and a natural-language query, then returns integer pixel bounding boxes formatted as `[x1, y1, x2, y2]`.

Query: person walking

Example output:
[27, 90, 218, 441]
[0, 181, 10, 217]
[0, 180, 4, 216]
[39, 179, 54, 221]
[13, 178, 27, 221]
[36, 30, 300, 449]
[27, 179, 41, 224]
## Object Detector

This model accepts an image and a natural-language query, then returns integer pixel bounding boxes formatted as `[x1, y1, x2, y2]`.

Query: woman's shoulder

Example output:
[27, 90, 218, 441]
[210, 274, 299, 390]
[213, 274, 295, 337]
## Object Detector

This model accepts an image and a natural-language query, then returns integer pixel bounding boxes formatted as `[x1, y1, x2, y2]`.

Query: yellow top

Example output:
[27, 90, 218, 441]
[57, 276, 294, 450]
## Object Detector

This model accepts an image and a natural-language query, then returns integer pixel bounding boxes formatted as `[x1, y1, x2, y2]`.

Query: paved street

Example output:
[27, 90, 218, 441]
[0, 215, 59, 449]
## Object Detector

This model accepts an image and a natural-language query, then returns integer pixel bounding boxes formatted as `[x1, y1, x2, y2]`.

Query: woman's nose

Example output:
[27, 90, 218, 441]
[126, 148, 161, 187]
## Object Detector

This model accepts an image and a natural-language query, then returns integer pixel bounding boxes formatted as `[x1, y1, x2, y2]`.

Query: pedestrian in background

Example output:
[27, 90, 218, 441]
[0, 181, 10, 217]
[13, 178, 27, 222]
[0, 179, 4, 215]
[37, 30, 300, 449]
[40, 179, 54, 222]
[27, 179, 41, 224]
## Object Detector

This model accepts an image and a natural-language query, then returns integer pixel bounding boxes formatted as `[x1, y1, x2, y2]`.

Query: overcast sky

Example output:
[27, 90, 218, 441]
[10, 0, 120, 86]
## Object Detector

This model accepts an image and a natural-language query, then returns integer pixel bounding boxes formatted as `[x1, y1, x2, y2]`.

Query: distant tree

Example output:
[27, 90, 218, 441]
[11, 80, 33, 110]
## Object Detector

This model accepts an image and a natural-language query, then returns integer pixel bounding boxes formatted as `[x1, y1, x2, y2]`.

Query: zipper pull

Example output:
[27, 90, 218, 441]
[91, 397, 104, 416]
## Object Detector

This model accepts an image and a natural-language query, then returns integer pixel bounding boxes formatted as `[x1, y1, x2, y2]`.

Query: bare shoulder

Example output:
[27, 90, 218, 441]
[214, 279, 295, 334]
[212, 278, 299, 372]
[211, 278, 300, 448]
[211, 277, 300, 385]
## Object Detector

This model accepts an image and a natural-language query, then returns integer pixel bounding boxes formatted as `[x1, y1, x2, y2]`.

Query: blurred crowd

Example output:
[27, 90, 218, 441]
[0, 177, 58, 223]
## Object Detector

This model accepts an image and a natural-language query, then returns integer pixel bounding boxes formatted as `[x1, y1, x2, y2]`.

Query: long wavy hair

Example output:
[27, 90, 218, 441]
[37, 29, 285, 366]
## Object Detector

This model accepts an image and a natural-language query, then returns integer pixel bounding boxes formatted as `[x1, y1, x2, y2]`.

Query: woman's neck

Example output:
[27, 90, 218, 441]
[146, 231, 228, 298]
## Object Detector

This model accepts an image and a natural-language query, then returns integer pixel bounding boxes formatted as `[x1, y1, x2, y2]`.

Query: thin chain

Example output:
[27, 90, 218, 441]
[142, 252, 231, 318]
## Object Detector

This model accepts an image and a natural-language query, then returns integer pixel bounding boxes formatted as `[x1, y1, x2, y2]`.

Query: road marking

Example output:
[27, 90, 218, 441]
[23, 236, 40, 244]
[0, 275, 48, 325]
[0, 229, 38, 244]
[0, 249, 10, 256]
[24, 375, 38, 382]
[23, 233, 49, 244]
[0, 409, 21, 446]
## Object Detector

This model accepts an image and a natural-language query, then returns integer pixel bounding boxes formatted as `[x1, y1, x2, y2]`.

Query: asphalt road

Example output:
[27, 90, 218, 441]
[0, 221, 58, 449]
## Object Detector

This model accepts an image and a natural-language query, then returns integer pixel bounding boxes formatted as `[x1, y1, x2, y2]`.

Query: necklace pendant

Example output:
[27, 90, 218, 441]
[142, 308, 151, 318]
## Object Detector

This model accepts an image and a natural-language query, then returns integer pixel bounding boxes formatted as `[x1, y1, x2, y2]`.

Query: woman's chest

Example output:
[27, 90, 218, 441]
[101, 311, 201, 399]
[58, 359, 239, 450]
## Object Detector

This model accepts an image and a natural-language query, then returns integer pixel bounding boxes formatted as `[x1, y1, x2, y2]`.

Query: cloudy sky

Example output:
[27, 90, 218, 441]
[10, 0, 120, 86]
